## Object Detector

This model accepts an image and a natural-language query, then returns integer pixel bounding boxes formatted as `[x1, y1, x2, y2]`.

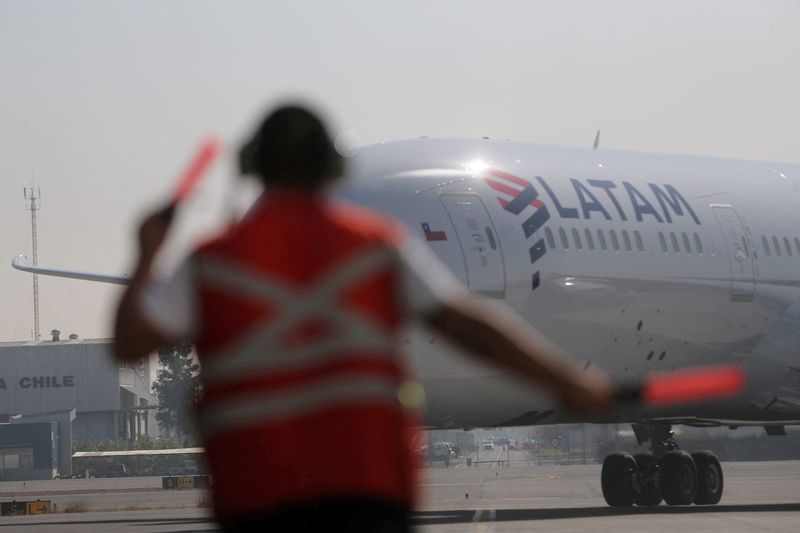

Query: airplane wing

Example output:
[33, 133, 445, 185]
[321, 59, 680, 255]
[11, 255, 130, 286]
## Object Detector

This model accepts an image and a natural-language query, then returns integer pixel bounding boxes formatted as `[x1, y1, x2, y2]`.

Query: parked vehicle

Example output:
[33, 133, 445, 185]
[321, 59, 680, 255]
[167, 460, 199, 476]
[60, 463, 129, 478]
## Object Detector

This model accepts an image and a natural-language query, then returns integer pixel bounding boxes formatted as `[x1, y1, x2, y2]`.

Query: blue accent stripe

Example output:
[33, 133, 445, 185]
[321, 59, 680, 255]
[529, 239, 546, 265]
[521, 205, 550, 238]
[504, 184, 539, 215]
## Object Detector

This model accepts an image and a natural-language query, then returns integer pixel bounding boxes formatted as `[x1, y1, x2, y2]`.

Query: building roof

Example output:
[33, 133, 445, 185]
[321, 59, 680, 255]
[0, 338, 112, 348]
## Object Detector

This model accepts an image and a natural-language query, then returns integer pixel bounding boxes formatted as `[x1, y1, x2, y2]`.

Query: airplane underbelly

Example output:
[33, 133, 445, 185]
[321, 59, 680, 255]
[507, 273, 736, 377]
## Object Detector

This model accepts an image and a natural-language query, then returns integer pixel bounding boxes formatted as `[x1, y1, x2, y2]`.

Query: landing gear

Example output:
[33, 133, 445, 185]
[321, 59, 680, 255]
[660, 450, 697, 505]
[692, 451, 723, 505]
[601, 453, 638, 506]
[633, 453, 662, 506]
[600, 424, 723, 507]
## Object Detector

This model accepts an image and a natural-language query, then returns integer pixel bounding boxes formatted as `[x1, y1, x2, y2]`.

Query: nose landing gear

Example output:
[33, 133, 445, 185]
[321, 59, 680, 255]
[601, 424, 723, 507]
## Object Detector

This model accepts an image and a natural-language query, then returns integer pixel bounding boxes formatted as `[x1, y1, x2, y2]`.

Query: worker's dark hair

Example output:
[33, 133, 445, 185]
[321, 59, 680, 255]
[238, 105, 343, 188]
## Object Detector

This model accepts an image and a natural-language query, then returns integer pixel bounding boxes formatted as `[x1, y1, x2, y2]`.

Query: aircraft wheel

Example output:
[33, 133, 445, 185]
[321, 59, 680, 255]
[692, 451, 723, 505]
[633, 453, 662, 506]
[601, 453, 638, 506]
[660, 450, 697, 505]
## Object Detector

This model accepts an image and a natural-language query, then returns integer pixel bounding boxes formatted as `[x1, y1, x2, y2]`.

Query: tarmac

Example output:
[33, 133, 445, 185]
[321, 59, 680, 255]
[0, 455, 798, 532]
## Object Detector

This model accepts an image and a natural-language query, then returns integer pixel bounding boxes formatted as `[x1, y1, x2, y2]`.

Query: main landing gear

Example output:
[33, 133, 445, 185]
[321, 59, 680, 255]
[601, 424, 723, 507]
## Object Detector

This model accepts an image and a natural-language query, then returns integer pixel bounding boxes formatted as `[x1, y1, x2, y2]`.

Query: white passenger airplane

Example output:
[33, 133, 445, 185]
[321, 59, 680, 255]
[12, 137, 800, 508]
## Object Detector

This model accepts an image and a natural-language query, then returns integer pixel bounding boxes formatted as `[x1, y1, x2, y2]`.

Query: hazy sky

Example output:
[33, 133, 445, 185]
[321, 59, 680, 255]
[1, 0, 798, 342]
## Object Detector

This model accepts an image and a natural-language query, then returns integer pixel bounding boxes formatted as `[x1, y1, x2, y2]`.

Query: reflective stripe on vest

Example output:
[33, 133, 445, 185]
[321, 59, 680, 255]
[199, 374, 400, 435]
[195, 244, 401, 436]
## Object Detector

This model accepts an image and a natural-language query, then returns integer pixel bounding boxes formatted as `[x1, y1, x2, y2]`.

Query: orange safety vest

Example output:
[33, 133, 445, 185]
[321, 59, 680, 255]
[192, 192, 419, 519]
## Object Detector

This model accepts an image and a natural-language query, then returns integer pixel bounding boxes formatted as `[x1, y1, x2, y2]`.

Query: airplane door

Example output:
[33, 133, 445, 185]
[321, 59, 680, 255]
[440, 195, 506, 296]
[712, 205, 755, 299]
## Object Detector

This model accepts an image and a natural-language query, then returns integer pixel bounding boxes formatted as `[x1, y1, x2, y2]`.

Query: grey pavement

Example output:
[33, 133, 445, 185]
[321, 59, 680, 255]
[416, 454, 800, 532]
[0, 458, 798, 532]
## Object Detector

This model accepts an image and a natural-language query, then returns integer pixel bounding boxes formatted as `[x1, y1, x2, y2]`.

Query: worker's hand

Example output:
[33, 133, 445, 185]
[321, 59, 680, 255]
[554, 367, 617, 415]
[136, 206, 173, 267]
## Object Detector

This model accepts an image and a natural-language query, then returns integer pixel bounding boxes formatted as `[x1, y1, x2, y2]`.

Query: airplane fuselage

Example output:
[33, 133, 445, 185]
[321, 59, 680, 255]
[340, 138, 800, 429]
[14, 136, 794, 506]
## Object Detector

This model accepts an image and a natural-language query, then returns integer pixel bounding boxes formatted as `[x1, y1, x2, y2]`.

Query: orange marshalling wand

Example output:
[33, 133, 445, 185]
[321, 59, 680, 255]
[620, 364, 746, 407]
[159, 136, 220, 221]
[172, 136, 220, 205]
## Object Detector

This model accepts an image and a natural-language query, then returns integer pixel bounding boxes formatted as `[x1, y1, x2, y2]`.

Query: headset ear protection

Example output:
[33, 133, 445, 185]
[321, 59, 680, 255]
[237, 106, 344, 182]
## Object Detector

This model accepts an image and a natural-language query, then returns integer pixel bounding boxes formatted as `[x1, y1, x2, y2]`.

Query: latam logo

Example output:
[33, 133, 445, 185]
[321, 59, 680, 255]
[485, 170, 550, 291]
[491, 173, 701, 226]
[484, 170, 702, 290]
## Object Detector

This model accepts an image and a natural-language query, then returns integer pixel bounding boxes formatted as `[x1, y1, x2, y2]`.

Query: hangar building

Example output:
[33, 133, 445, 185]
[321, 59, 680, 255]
[0, 336, 157, 479]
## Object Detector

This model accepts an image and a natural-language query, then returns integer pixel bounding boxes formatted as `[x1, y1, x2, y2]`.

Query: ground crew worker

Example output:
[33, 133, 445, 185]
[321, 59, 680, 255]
[113, 104, 615, 532]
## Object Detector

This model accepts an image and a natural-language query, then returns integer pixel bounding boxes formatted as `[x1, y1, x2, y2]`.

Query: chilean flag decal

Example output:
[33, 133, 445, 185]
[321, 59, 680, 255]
[421, 222, 448, 242]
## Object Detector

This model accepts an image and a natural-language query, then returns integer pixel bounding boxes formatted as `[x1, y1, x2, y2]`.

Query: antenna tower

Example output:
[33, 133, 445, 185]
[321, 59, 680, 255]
[24, 187, 41, 341]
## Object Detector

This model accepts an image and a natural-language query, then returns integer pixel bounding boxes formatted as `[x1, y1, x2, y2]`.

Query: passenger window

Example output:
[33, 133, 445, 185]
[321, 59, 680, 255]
[706, 234, 716, 256]
[681, 232, 692, 254]
[670, 233, 680, 254]
[545, 227, 556, 250]
[773, 236, 782, 257]
[597, 229, 608, 250]
[658, 232, 668, 253]
[762, 236, 771, 257]
[571, 228, 582, 250]
[694, 233, 704, 255]
[784, 237, 792, 257]
[584, 228, 595, 250]
[634, 231, 644, 252]
[559, 227, 569, 249]
[609, 230, 620, 251]
[622, 230, 632, 252]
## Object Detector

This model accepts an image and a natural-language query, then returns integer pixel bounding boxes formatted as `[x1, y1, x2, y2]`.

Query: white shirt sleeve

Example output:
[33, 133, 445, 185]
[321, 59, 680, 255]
[397, 234, 467, 318]
[138, 258, 199, 341]
[138, 236, 464, 335]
